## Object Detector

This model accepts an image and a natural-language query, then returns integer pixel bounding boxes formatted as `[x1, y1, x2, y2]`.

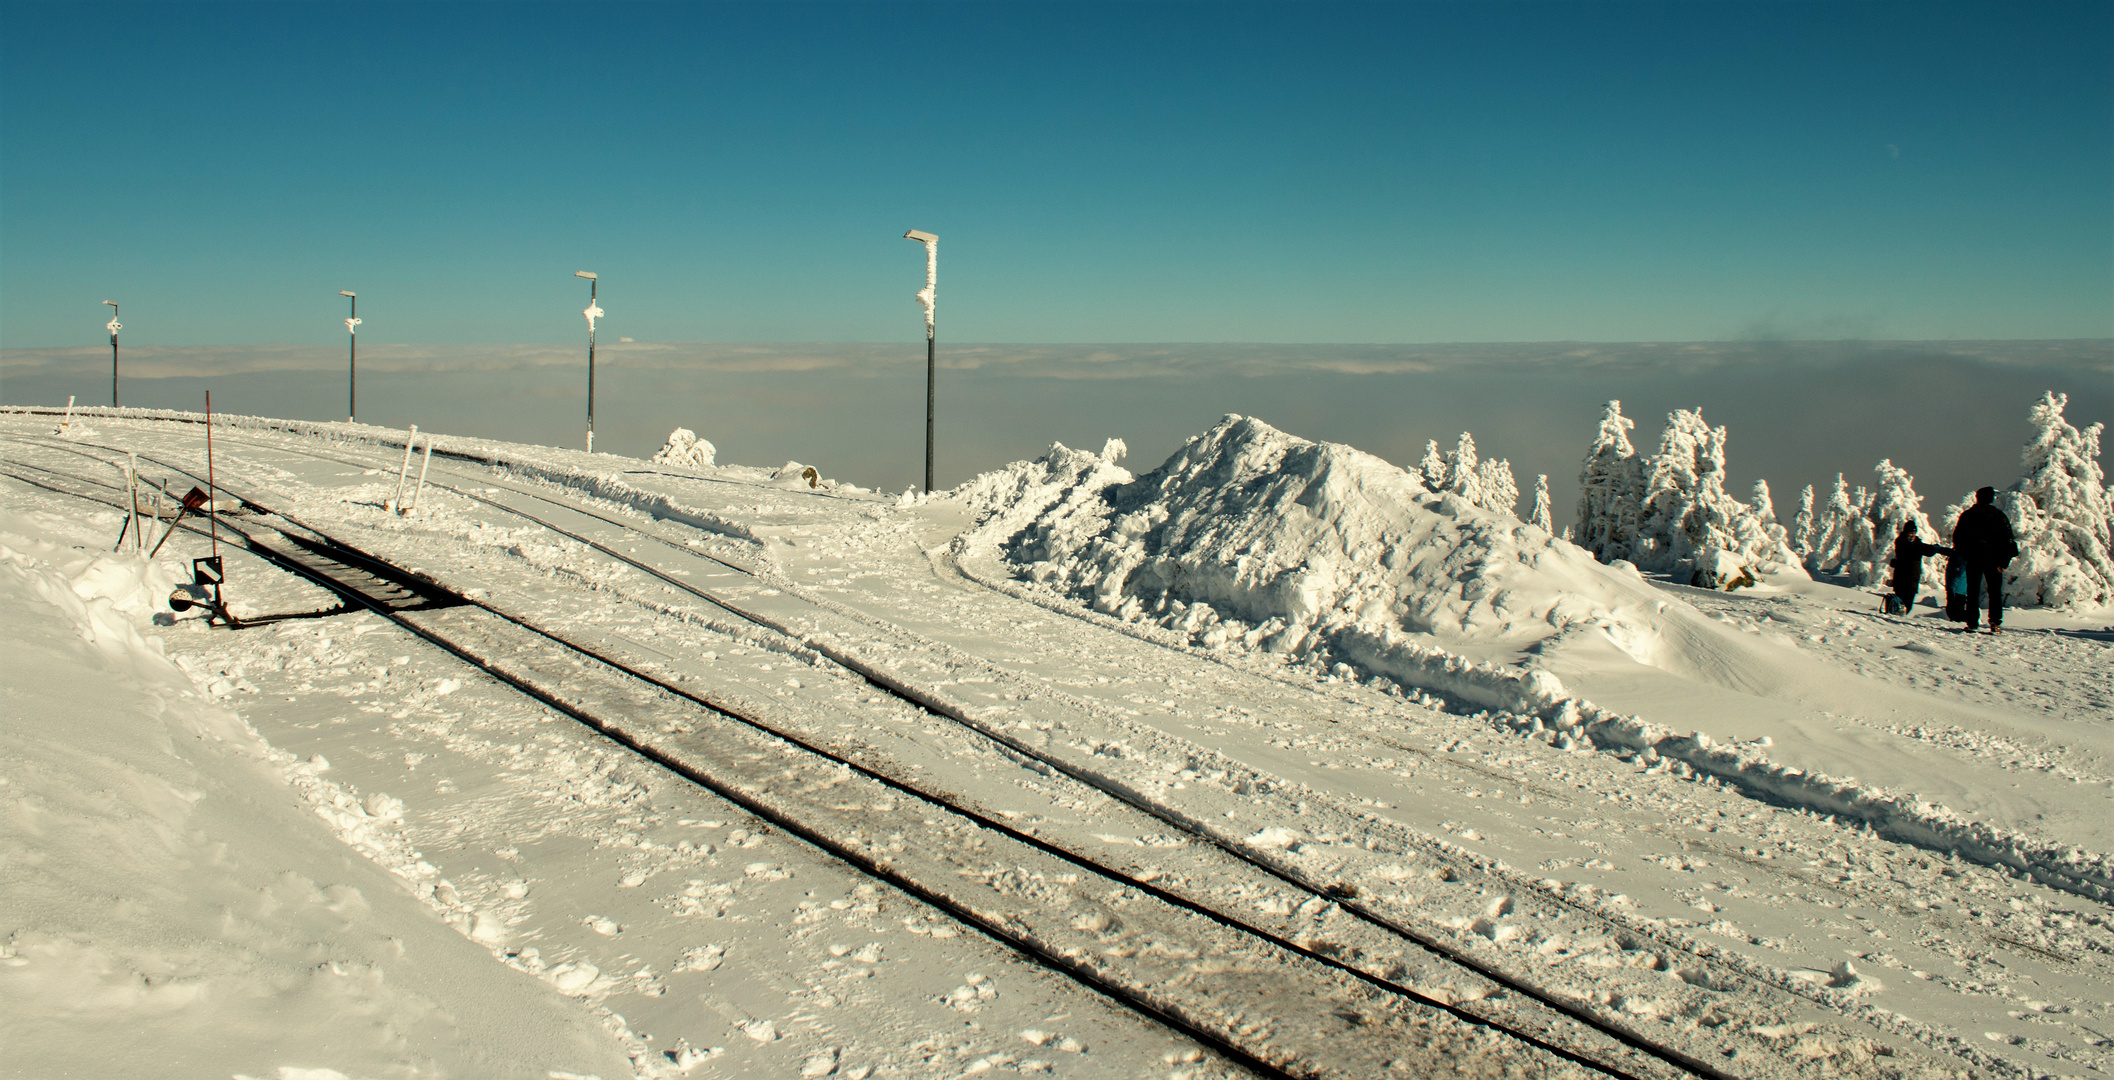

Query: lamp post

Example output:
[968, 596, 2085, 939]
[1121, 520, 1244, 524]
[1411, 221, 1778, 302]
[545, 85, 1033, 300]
[904, 229, 937, 494]
[576, 271, 602, 453]
[102, 301, 120, 407]
[339, 291, 360, 421]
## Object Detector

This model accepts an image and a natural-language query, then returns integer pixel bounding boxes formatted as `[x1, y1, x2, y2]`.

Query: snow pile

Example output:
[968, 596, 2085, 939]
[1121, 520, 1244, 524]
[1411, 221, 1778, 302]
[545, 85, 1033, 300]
[651, 426, 717, 468]
[1575, 402, 1804, 588]
[959, 415, 1675, 664]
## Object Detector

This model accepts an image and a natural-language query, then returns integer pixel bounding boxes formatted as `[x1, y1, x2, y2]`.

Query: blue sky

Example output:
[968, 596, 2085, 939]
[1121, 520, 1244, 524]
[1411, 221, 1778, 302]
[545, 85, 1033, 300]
[3, 1, 2108, 349]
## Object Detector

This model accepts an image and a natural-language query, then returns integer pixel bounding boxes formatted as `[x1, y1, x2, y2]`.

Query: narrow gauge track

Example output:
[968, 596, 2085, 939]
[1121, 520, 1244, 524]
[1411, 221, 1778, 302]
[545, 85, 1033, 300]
[182, 430, 1763, 1080]
[2, 436, 1688, 1080]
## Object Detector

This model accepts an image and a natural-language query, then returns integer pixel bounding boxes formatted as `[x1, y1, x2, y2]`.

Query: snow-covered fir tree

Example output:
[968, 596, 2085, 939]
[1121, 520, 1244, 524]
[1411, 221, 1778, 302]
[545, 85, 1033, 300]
[1413, 431, 1521, 517]
[1843, 486, 1879, 584]
[1416, 439, 1447, 491]
[1809, 475, 1860, 574]
[1443, 433, 1484, 507]
[1628, 409, 1713, 573]
[1791, 484, 1816, 560]
[1868, 459, 1938, 594]
[1474, 457, 1519, 516]
[1628, 408, 1800, 586]
[1999, 391, 2112, 608]
[1528, 474, 1553, 532]
[1574, 400, 1643, 563]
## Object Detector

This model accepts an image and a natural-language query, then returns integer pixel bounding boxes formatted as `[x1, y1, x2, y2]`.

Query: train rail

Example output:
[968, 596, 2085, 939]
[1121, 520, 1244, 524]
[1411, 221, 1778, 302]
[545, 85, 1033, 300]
[7, 424, 1893, 1080]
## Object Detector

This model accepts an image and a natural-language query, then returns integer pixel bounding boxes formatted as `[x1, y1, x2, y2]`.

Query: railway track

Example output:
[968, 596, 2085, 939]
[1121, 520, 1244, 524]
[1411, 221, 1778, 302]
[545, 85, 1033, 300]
[4, 422, 1941, 1080]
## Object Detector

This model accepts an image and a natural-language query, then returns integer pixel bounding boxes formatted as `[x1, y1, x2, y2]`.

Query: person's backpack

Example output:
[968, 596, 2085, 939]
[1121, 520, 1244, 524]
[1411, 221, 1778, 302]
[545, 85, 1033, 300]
[1945, 566, 1969, 621]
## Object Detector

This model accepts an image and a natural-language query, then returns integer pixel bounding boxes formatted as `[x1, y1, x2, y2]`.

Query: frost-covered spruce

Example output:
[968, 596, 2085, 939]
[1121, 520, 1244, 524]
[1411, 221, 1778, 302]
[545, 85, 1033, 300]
[1844, 486, 1880, 585]
[1868, 459, 1938, 595]
[1474, 457, 1519, 516]
[1808, 474, 1856, 574]
[1746, 479, 1794, 557]
[1732, 478, 1798, 577]
[1791, 484, 1817, 560]
[1416, 439, 1447, 491]
[1443, 432, 1484, 508]
[1528, 474, 1553, 533]
[2000, 391, 2112, 608]
[1629, 408, 1799, 586]
[1574, 400, 1643, 563]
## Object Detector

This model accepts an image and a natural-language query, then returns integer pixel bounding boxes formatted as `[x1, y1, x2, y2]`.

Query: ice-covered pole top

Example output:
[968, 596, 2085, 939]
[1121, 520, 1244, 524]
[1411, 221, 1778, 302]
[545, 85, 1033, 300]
[103, 299, 119, 336]
[576, 271, 602, 331]
[905, 229, 937, 338]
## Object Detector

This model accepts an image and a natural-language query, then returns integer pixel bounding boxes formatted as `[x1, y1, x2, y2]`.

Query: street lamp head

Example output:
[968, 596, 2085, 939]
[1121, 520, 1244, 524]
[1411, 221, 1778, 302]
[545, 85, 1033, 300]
[103, 300, 118, 308]
[903, 230, 937, 244]
[575, 271, 597, 280]
[340, 291, 356, 298]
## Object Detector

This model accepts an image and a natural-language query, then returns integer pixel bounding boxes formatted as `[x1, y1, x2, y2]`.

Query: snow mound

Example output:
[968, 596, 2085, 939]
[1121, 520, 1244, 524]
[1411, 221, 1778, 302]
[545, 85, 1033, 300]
[651, 427, 716, 469]
[960, 415, 1677, 664]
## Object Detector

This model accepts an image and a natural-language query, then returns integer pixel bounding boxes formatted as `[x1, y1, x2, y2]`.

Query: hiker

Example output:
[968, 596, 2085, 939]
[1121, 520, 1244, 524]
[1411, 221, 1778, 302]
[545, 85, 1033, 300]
[1949, 486, 2019, 633]
[1885, 522, 1949, 615]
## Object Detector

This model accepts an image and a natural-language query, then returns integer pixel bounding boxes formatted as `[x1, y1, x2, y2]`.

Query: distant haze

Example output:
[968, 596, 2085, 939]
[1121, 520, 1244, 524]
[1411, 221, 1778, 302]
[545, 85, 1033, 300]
[4, 340, 2106, 530]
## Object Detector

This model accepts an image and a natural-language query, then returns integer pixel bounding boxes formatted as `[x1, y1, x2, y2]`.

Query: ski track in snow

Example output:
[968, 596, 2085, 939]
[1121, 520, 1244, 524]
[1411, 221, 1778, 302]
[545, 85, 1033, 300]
[4, 407, 2112, 1079]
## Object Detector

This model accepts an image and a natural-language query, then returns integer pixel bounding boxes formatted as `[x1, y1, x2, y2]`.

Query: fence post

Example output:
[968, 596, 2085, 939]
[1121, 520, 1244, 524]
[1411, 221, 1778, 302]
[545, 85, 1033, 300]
[389, 425, 419, 511]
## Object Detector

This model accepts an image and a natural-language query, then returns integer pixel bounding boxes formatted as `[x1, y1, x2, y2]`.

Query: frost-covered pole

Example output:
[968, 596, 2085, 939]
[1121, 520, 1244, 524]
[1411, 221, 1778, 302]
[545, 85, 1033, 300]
[904, 230, 937, 494]
[116, 451, 142, 553]
[405, 435, 434, 515]
[339, 291, 360, 421]
[576, 271, 602, 453]
[390, 424, 418, 511]
[102, 301, 120, 407]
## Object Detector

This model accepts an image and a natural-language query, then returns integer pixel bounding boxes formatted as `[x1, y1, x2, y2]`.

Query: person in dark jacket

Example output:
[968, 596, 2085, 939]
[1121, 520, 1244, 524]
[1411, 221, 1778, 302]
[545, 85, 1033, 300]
[1950, 486, 2019, 633]
[1887, 522, 1950, 614]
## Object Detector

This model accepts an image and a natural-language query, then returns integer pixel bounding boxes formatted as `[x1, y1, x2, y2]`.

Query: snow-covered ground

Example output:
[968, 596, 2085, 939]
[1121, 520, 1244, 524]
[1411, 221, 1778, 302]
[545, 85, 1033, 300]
[3, 408, 2109, 1079]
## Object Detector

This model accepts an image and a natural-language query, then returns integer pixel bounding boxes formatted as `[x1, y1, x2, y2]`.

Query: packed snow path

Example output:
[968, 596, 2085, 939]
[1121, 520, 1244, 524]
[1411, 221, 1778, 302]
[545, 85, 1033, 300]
[6, 409, 2111, 1079]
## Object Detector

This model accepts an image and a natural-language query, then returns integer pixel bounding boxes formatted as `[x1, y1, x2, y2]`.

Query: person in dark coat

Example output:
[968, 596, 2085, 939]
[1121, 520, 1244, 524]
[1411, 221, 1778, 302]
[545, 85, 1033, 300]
[1950, 486, 2019, 633]
[1887, 522, 1950, 614]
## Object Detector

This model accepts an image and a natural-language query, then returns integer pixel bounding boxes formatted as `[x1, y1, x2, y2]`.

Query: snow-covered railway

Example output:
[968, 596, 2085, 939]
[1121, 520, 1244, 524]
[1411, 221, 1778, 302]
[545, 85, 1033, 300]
[12, 415, 2073, 1079]
[6, 433, 1691, 1080]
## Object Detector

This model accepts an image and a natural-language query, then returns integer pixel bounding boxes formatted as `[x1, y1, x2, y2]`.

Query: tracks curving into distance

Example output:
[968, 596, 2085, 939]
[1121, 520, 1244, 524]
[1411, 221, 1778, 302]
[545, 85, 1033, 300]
[5, 426, 1739, 1080]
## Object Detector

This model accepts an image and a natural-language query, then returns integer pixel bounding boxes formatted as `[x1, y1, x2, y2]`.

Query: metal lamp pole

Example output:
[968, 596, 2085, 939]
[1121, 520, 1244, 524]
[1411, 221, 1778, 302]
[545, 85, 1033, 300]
[576, 271, 602, 453]
[339, 291, 360, 421]
[904, 229, 938, 494]
[102, 301, 121, 406]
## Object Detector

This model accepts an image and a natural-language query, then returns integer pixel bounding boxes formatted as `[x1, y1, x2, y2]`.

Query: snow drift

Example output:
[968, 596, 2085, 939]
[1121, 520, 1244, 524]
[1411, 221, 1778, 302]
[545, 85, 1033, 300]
[952, 416, 2114, 903]
[958, 414, 1687, 667]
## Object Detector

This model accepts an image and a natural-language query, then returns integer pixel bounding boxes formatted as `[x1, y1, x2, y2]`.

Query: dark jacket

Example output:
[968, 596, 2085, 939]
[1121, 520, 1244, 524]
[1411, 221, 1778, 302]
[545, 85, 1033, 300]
[1889, 536, 1949, 595]
[1951, 503, 2020, 567]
